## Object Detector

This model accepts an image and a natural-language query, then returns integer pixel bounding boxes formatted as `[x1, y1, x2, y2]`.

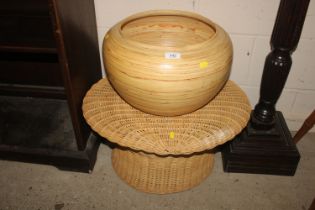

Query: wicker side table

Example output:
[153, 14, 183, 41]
[82, 78, 251, 194]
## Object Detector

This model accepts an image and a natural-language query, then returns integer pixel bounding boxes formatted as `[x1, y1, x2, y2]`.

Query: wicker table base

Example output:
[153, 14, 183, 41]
[82, 78, 251, 194]
[112, 148, 214, 194]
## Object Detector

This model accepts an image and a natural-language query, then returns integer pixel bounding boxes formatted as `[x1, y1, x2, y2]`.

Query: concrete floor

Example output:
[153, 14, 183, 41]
[0, 133, 314, 210]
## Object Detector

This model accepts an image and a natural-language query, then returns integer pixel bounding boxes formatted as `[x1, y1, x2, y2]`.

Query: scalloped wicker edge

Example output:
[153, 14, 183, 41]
[82, 78, 251, 155]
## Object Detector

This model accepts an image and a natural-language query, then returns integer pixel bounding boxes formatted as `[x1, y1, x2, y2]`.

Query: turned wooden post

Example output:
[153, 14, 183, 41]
[252, 0, 310, 130]
[222, 0, 310, 175]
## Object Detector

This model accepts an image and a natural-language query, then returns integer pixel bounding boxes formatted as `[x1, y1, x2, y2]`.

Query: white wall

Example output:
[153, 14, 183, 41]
[94, 0, 315, 131]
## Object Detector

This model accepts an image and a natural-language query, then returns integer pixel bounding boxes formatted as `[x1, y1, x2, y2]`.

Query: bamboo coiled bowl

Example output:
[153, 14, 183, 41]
[103, 10, 233, 116]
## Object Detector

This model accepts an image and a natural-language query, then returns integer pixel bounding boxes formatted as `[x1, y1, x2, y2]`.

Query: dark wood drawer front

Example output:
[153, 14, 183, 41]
[0, 0, 51, 15]
[0, 15, 56, 51]
[0, 61, 63, 86]
[0, 0, 56, 51]
[0, 52, 63, 87]
[0, 61, 63, 87]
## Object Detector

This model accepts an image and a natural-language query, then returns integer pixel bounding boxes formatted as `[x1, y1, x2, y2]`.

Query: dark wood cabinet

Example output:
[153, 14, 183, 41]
[0, 0, 102, 172]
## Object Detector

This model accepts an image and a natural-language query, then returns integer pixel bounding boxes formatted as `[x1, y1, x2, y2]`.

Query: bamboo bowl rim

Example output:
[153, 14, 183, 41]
[109, 10, 223, 51]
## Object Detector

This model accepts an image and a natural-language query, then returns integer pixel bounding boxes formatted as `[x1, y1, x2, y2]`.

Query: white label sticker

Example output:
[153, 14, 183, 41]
[165, 52, 181, 59]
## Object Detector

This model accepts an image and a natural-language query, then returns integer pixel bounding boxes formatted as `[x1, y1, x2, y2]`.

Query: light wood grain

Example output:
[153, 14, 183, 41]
[103, 10, 233, 116]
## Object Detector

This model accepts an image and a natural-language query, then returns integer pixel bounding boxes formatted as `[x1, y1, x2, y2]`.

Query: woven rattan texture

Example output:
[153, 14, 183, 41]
[112, 148, 214, 194]
[82, 78, 251, 155]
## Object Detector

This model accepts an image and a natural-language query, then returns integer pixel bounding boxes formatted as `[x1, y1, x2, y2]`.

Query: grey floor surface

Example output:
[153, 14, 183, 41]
[0, 133, 314, 210]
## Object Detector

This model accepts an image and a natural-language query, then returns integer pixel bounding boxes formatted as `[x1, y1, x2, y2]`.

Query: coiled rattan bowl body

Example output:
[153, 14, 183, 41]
[103, 10, 233, 116]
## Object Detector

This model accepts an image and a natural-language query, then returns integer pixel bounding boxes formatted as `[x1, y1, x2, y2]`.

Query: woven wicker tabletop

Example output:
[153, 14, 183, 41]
[82, 78, 251, 155]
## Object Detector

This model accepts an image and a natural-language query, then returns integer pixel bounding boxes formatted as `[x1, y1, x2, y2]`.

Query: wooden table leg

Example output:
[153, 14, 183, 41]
[309, 198, 315, 210]
[294, 110, 315, 144]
